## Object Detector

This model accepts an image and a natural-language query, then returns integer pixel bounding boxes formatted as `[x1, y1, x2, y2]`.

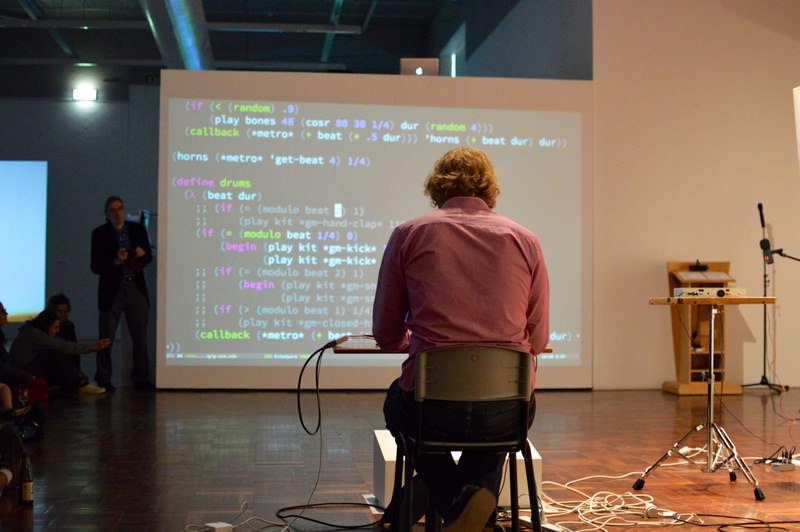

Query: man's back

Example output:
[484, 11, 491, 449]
[373, 196, 549, 391]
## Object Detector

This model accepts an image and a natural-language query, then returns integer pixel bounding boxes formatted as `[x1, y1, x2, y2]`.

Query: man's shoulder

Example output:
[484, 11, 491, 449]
[92, 222, 112, 236]
[400, 209, 448, 227]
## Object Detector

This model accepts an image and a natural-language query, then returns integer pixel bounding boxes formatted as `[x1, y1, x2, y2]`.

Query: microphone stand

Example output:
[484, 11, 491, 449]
[743, 241, 789, 394]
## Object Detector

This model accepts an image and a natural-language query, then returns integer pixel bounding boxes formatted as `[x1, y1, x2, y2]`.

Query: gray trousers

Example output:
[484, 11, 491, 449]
[96, 281, 149, 386]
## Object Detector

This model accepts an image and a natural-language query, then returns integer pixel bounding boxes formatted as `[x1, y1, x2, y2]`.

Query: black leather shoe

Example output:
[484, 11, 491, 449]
[133, 382, 155, 391]
[98, 382, 116, 392]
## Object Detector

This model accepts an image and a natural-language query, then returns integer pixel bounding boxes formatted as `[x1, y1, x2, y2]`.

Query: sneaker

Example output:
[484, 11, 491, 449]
[445, 486, 497, 532]
[79, 384, 107, 395]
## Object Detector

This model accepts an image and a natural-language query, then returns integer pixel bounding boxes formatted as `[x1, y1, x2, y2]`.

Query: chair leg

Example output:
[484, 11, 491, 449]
[509, 451, 520, 532]
[405, 447, 416, 531]
[521, 442, 542, 532]
[424, 503, 441, 532]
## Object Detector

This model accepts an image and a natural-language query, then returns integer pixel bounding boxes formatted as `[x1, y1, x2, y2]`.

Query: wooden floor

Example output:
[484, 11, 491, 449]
[1, 387, 799, 531]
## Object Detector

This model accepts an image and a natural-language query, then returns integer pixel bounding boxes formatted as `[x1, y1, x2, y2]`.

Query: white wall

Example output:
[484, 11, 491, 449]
[593, 0, 800, 389]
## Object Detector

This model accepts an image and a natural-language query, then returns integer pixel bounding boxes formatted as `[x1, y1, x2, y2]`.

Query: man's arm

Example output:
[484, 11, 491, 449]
[527, 241, 550, 356]
[372, 228, 411, 352]
[20, 328, 108, 356]
[130, 222, 153, 268]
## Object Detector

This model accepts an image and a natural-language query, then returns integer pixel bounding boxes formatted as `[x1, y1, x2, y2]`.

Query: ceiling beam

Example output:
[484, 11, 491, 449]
[139, 0, 185, 68]
[321, 0, 345, 63]
[0, 18, 149, 30]
[361, 0, 379, 32]
[139, 0, 214, 70]
[164, 0, 214, 70]
[0, 56, 347, 72]
[0, 18, 362, 34]
[207, 21, 361, 35]
[15, 0, 77, 58]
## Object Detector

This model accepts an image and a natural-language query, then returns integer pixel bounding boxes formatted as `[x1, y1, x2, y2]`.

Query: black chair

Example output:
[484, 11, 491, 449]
[387, 345, 542, 532]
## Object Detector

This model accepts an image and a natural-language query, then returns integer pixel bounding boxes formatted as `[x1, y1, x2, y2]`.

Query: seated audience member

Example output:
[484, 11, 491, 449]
[0, 305, 26, 491]
[46, 293, 93, 390]
[0, 301, 32, 388]
[374, 147, 549, 530]
[9, 310, 110, 395]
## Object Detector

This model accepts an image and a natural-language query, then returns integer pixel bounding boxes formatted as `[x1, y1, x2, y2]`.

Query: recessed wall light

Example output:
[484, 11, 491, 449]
[72, 85, 98, 101]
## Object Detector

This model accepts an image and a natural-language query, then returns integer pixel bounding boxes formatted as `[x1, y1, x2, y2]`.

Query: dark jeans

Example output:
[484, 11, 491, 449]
[0, 362, 32, 388]
[383, 378, 536, 516]
[25, 351, 87, 391]
[97, 281, 149, 386]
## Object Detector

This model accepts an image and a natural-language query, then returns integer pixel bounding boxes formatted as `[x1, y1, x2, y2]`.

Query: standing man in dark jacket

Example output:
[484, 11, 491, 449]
[91, 196, 153, 390]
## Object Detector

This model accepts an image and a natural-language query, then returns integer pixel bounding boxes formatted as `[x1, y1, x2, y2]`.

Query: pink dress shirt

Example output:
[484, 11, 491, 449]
[372, 196, 550, 391]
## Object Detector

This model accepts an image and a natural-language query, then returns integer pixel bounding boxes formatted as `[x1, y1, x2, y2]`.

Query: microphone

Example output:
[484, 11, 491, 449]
[761, 238, 774, 264]
[758, 203, 765, 229]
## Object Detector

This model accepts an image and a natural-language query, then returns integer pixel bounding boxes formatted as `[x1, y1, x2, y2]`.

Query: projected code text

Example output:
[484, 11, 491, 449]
[165, 97, 581, 364]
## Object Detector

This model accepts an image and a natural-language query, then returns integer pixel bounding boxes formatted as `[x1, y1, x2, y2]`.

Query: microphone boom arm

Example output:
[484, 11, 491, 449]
[773, 248, 800, 262]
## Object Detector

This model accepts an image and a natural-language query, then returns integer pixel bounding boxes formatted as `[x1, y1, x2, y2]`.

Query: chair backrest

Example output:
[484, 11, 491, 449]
[414, 345, 530, 403]
[413, 345, 532, 449]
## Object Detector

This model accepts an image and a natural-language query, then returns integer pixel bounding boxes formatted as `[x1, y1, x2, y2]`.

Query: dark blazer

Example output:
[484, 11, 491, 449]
[90, 221, 153, 310]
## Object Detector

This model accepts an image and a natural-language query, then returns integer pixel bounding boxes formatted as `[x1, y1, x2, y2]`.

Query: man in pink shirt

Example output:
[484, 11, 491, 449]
[374, 147, 550, 531]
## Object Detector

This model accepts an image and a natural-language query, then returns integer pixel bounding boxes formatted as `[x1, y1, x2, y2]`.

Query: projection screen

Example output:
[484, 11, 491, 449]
[157, 70, 593, 389]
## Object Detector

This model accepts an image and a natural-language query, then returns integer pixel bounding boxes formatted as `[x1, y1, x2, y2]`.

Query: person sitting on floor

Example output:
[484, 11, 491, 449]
[9, 310, 110, 395]
[0, 301, 33, 389]
[46, 293, 95, 393]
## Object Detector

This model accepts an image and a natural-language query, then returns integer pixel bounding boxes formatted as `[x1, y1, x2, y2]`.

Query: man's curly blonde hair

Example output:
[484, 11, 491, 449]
[423, 147, 500, 208]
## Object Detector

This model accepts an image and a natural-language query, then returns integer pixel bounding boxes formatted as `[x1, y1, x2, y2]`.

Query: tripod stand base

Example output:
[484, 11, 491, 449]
[742, 375, 787, 394]
[632, 422, 765, 501]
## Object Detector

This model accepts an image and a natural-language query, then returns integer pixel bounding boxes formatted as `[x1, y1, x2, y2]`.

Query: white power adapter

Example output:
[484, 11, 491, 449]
[205, 522, 233, 532]
[644, 504, 660, 518]
[643, 504, 677, 519]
